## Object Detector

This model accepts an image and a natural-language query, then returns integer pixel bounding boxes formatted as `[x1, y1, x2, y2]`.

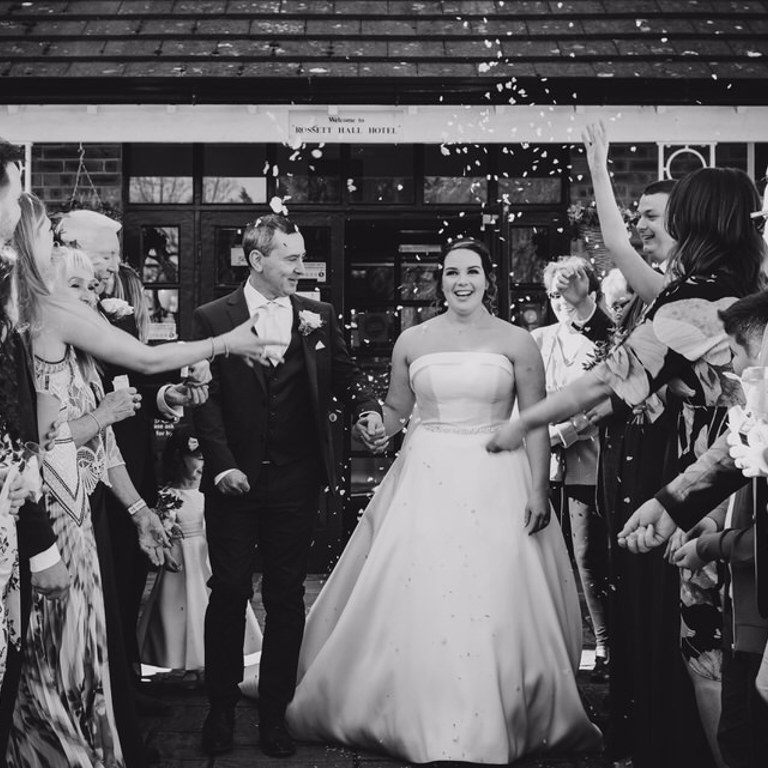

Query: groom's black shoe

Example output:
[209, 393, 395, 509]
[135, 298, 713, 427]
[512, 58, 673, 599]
[201, 707, 234, 755]
[259, 719, 296, 758]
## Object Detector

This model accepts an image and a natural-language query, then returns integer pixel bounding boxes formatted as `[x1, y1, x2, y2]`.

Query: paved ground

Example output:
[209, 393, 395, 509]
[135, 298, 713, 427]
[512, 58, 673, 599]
[138, 576, 611, 768]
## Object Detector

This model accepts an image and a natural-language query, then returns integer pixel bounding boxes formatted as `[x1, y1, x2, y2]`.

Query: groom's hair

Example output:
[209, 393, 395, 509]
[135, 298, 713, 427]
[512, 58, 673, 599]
[242, 214, 299, 262]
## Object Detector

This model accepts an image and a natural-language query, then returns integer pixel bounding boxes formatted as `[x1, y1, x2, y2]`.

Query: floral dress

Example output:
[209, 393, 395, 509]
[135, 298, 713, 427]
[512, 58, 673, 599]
[7, 347, 126, 768]
[0, 431, 22, 689]
[591, 272, 743, 768]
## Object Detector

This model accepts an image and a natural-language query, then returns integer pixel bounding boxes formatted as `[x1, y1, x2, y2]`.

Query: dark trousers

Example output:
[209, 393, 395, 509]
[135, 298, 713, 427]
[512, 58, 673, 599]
[718, 647, 768, 768]
[90, 484, 145, 767]
[204, 456, 321, 722]
[564, 484, 610, 652]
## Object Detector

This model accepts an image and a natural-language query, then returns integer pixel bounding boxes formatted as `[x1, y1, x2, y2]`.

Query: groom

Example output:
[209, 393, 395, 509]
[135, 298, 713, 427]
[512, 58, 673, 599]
[193, 214, 383, 758]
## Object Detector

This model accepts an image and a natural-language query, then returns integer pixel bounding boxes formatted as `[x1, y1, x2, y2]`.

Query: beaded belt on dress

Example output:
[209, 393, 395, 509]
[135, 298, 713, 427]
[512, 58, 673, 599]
[420, 423, 503, 434]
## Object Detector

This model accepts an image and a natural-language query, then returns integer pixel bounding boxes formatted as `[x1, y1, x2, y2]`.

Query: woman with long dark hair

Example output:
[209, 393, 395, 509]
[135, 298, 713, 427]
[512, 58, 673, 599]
[488, 168, 766, 768]
[286, 237, 601, 763]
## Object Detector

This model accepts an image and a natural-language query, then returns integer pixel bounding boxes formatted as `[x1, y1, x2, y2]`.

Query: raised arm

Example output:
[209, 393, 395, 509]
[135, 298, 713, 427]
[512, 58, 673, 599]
[583, 121, 664, 304]
[43, 296, 273, 375]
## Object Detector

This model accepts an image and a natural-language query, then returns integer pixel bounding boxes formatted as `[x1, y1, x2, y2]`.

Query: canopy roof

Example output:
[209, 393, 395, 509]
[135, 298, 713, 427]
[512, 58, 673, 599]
[0, 0, 766, 105]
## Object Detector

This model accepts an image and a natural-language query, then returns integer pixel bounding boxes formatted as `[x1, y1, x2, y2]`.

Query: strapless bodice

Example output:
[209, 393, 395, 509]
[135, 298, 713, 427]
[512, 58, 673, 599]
[409, 352, 515, 432]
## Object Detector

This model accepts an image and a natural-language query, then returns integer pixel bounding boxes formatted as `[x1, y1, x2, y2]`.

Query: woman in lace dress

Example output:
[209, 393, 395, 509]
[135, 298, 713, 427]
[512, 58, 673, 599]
[7, 194, 273, 767]
[286, 239, 601, 764]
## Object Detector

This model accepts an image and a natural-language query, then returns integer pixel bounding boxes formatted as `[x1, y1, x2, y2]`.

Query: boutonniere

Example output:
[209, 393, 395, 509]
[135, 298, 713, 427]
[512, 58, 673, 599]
[100, 297, 134, 319]
[298, 309, 323, 336]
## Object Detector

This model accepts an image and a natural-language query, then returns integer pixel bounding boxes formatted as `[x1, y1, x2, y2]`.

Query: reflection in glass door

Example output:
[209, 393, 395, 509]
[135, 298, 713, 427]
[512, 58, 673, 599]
[122, 211, 194, 340]
[343, 216, 485, 537]
[504, 210, 570, 332]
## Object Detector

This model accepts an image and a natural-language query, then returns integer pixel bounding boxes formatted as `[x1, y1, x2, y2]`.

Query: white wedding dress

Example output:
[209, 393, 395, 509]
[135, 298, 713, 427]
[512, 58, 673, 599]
[286, 352, 602, 764]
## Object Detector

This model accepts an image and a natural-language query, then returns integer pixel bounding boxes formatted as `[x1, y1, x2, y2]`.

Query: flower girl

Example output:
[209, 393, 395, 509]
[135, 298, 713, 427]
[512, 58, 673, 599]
[137, 424, 262, 684]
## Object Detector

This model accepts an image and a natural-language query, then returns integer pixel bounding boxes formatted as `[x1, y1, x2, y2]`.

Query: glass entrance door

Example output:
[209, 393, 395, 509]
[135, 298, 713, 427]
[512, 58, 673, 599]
[342, 214, 491, 537]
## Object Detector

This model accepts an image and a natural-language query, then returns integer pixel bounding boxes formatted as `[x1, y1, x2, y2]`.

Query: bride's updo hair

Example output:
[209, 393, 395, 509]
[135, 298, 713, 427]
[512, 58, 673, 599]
[436, 238, 497, 315]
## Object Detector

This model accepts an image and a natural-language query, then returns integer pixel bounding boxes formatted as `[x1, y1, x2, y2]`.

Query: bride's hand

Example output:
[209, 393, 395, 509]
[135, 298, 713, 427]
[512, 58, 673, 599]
[486, 419, 527, 453]
[524, 492, 551, 535]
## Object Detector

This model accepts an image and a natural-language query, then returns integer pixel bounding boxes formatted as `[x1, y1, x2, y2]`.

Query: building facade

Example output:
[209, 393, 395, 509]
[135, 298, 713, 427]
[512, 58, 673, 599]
[2, 0, 767, 566]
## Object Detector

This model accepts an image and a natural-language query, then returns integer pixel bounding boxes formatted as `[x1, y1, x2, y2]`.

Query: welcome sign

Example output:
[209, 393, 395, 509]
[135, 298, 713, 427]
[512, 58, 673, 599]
[288, 110, 403, 142]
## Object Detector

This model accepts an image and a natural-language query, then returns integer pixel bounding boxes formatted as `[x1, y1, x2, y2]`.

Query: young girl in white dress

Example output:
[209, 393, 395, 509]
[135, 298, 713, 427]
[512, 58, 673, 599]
[137, 425, 262, 683]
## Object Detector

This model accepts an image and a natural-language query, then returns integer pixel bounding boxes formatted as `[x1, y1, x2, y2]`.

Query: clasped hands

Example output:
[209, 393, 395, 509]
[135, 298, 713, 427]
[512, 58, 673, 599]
[354, 412, 388, 454]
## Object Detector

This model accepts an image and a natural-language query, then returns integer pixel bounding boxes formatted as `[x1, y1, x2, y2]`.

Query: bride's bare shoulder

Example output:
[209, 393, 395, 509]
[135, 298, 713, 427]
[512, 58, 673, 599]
[493, 318, 540, 362]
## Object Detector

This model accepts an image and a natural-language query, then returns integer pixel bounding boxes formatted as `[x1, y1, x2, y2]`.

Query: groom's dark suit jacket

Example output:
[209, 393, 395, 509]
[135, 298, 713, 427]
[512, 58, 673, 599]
[192, 284, 380, 495]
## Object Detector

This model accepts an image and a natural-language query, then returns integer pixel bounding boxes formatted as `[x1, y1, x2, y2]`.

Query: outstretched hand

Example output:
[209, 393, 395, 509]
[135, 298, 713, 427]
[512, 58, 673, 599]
[227, 314, 282, 367]
[582, 120, 610, 172]
[617, 497, 677, 554]
[486, 419, 526, 453]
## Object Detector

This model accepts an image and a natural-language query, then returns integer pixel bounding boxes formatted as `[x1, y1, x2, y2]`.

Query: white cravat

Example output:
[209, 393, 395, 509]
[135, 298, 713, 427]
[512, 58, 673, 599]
[260, 300, 290, 365]
[244, 282, 292, 365]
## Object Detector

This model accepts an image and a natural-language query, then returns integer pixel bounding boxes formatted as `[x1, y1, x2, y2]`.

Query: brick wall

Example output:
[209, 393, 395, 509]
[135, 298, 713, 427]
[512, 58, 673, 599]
[30, 143, 123, 218]
[569, 142, 660, 210]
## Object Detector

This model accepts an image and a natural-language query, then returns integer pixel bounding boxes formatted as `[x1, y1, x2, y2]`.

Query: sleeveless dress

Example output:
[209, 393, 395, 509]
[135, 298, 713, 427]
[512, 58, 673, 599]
[8, 348, 124, 768]
[286, 352, 602, 764]
[137, 487, 262, 671]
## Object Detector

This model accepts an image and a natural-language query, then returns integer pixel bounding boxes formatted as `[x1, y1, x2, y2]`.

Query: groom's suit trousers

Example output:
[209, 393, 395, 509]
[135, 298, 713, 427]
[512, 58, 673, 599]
[204, 454, 322, 718]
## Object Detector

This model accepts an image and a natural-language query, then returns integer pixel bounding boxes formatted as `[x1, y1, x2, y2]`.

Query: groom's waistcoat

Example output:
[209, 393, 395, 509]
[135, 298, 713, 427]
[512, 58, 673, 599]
[262, 325, 319, 466]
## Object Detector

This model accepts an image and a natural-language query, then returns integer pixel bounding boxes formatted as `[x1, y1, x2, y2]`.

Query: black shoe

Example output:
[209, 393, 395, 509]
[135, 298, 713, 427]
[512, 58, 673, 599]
[135, 690, 172, 717]
[202, 707, 234, 756]
[591, 656, 609, 683]
[259, 719, 296, 758]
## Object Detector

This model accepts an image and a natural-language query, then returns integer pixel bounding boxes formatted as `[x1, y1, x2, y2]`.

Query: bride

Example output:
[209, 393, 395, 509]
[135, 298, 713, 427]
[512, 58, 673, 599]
[285, 239, 602, 764]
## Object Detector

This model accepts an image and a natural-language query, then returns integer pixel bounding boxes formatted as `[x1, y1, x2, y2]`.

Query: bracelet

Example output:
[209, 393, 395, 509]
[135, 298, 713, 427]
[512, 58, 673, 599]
[222, 334, 230, 358]
[207, 337, 216, 363]
[126, 499, 148, 517]
[86, 411, 103, 433]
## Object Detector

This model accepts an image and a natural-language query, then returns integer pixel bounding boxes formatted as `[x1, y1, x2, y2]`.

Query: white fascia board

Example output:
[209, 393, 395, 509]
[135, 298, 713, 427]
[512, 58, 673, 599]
[1, 103, 766, 144]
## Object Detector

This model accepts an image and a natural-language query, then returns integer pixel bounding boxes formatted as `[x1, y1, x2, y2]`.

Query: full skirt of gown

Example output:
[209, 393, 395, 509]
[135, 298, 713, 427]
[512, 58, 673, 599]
[287, 351, 602, 765]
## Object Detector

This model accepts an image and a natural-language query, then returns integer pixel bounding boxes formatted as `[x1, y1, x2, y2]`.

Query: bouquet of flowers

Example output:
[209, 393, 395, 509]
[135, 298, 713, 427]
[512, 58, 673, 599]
[155, 487, 185, 541]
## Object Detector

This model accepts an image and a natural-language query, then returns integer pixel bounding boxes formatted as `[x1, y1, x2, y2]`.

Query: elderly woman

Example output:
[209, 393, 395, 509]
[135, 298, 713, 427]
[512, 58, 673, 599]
[7, 193, 273, 767]
[533, 256, 611, 678]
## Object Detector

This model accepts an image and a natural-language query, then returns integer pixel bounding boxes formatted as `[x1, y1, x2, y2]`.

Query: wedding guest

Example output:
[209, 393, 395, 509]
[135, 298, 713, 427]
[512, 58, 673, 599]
[57, 210, 209, 716]
[620, 290, 768, 768]
[534, 257, 610, 679]
[137, 424, 262, 682]
[192, 213, 383, 758]
[8, 193, 274, 765]
[554, 123, 683, 768]
[488, 165, 766, 768]
[0, 138, 65, 759]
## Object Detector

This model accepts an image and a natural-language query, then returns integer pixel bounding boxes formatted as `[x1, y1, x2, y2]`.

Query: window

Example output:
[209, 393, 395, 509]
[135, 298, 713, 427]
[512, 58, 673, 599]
[128, 145, 193, 204]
